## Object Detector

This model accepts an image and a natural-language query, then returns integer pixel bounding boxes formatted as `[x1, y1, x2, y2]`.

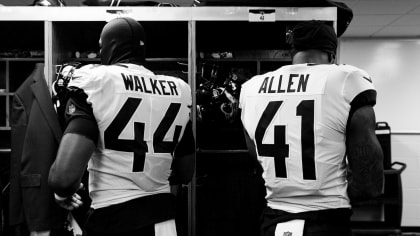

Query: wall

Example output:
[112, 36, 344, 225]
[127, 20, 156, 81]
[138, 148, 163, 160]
[340, 38, 420, 227]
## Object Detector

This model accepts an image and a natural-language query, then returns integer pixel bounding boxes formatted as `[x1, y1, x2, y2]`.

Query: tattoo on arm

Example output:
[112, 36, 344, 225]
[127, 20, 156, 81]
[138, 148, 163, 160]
[346, 105, 384, 203]
[347, 143, 384, 202]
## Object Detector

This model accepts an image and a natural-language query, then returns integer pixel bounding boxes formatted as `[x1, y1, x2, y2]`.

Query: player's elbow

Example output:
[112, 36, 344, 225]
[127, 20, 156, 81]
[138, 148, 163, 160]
[364, 176, 384, 198]
[48, 166, 79, 196]
[348, 168, 384, 202]
[349, 183, 383, 203]
[169, 168, 195, 185]
[347, 134, 384, 202]
[170, 153, 195, 185]
[169, 174, 192, 185]
[371, 178, 384, 198]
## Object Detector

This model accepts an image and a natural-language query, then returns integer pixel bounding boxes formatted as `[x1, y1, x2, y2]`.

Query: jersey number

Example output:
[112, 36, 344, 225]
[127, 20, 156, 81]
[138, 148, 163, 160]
[104, 98, 182, 172]
[255, 100, 316, 180]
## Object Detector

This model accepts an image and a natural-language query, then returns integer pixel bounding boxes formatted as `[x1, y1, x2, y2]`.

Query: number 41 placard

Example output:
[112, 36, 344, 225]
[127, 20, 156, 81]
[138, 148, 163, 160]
[249, 9, 276, 22]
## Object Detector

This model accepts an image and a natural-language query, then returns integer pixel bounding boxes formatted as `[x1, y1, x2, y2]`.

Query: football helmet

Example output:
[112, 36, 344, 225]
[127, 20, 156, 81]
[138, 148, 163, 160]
[52, 62, 81, 108]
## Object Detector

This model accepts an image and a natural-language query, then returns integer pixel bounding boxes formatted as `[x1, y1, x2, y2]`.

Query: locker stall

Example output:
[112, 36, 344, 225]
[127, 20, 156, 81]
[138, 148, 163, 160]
[4, 6, 399, 236]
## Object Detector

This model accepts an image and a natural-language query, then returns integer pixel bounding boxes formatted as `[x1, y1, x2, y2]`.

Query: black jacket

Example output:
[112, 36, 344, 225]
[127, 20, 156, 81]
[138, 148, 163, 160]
[9, 63, 67, 231]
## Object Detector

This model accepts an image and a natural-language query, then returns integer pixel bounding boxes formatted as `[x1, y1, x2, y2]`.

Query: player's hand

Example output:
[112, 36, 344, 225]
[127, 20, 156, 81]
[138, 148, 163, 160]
[54, 183, 84, 211]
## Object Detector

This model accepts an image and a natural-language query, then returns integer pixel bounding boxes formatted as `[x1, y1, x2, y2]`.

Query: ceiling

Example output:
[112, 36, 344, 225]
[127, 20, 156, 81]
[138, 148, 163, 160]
[4, 0, 420, 38]
[339, 0, 420, 38]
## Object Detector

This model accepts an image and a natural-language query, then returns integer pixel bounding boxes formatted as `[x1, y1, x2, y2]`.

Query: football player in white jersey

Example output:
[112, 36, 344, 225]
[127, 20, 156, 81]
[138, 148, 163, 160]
[239, 21, 384, 236]
[48, 17, 195, 236]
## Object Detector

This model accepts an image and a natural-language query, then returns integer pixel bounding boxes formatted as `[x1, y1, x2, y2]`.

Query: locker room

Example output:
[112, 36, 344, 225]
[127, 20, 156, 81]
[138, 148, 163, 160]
[0, 0, 419, 236]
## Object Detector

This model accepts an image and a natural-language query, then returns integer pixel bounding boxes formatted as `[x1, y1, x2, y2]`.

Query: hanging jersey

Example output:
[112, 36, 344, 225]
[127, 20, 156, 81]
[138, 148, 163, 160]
[68, 63, 192, 209]
[239, 63, 376, 212]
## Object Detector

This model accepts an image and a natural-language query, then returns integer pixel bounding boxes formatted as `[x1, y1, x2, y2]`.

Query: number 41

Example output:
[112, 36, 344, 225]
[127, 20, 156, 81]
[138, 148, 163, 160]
[255, 100, 316, 180]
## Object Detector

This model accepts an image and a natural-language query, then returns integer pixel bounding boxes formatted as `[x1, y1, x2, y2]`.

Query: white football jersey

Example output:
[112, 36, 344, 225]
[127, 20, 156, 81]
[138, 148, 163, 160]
[69, 63, 192, 209]
[240, 63, 375, 212]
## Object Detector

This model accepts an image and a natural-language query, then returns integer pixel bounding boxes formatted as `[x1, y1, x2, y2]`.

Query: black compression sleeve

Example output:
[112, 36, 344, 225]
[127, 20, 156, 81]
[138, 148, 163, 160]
[347, 89, 377, 130]
[63, 88, 99, 143]
[350, 89, 377, 110]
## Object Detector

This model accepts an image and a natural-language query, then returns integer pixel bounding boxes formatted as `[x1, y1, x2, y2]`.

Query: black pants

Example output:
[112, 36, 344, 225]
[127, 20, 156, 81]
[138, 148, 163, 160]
[260, 207, 353, 236]
[86, 224, 155, 236]
[85, 193, 176, 236]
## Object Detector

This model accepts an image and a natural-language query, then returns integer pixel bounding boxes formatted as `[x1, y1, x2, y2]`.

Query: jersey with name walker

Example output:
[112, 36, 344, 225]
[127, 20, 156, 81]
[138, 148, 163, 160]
[68, 63, 192, 209]
[239, 63, 376, 212]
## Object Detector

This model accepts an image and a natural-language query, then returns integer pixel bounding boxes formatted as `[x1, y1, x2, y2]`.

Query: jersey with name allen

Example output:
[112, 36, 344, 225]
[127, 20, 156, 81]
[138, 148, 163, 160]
[258, 73, 309, 94]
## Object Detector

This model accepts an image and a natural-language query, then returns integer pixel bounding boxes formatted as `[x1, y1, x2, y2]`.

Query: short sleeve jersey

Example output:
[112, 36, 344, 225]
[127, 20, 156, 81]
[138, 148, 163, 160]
[239, 63, 376, 212]
[68, 63, 192, 209]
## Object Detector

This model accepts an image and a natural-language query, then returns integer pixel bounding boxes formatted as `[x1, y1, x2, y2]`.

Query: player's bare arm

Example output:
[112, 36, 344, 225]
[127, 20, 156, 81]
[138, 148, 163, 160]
[49, 133, 94, 196]
[243, 128, 258, 160]
[170, 120, 196, 185]
[49, 89, 98, 200]
[346, 105, 384, 202]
